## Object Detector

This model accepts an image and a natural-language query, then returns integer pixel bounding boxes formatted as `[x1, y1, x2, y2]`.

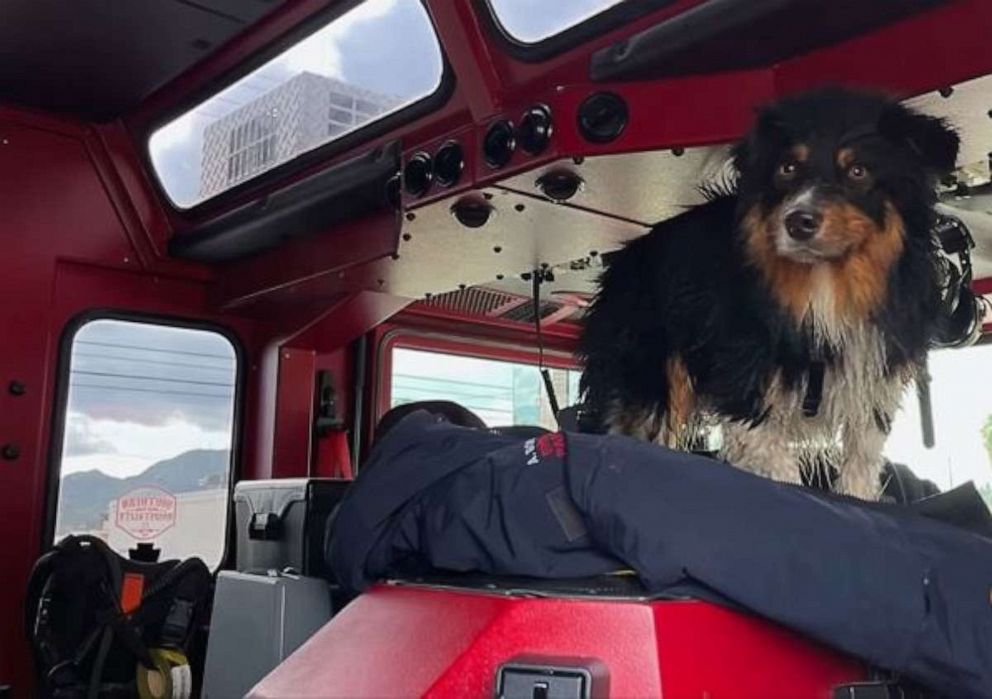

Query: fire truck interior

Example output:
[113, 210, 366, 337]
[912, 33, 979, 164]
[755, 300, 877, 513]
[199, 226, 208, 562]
[3, 0, 992, 697]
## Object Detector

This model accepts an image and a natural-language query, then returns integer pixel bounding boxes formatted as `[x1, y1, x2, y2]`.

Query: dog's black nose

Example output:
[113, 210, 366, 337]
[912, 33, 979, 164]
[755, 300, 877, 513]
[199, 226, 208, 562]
[785, 210, 822, 241]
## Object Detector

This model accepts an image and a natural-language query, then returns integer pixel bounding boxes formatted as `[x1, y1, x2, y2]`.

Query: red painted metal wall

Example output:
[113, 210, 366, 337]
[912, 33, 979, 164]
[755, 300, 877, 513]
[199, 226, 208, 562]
[0, 107, 246, 690]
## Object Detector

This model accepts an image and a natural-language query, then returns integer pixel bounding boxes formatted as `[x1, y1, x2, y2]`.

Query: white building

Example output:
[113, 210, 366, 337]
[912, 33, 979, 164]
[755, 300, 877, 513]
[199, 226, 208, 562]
[200, 72, 400, 198]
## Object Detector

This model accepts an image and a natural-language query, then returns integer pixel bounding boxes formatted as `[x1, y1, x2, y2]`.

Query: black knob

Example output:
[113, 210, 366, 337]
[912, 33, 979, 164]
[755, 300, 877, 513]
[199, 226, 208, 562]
[451, 198, 493, 228]
[434, 141, 464, 187]
[483, 120, 516, 168]
[578, 92, 628, 144]
[1, 444, 19, 461]
[519, 105, 553, 155]
[403, 152, 433, 197]
[8, 381, 25, 396]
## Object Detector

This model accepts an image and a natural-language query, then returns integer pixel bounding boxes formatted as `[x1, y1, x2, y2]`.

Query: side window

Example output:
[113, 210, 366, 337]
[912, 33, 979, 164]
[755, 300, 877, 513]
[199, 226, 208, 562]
[389, 346, 582, 430]
[53, 319, 238, 568]
[887, 344, 992, 508]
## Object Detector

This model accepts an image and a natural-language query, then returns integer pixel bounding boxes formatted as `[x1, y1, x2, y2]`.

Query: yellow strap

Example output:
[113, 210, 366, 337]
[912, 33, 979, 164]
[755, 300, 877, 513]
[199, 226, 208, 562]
[136, 648, 190, 699]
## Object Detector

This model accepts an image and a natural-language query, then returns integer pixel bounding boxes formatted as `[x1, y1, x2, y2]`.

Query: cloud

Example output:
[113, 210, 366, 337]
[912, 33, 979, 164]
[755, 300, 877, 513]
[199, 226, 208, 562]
[60, 413, 234, 478]
[63, 413, 119, 457]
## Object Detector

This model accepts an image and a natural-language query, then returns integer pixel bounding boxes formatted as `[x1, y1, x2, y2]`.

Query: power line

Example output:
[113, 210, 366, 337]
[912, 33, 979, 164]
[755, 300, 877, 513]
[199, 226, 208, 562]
[73, 352, 235, 371]
[75, 340, 235, 360]
[69, 382, 234, 400]
[71, 370, 234, 388]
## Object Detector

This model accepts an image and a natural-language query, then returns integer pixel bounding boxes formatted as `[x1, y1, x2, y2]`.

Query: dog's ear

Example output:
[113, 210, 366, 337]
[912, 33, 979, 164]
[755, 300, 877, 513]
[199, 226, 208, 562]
[879, 105, 959, 175]
[732, 107, 786, 176]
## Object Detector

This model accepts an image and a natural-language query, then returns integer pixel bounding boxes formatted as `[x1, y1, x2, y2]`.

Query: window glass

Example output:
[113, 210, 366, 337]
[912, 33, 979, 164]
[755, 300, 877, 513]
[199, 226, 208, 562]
[487, 0, 625, 43]
[54, 319, 238, 568]
[149, 0, 444, 209]
[887, 345, 992, 508]
[390, 347, 581, 429]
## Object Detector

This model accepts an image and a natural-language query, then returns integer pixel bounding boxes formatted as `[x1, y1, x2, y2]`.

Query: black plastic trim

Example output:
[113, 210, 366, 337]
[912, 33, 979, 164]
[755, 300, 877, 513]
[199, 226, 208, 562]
[590, 0, 948, 82]
[476, 0, 677, 63]
[143, 0, 455, 218]
[44, 311, 246, 572]
[169, 140, 400, 262]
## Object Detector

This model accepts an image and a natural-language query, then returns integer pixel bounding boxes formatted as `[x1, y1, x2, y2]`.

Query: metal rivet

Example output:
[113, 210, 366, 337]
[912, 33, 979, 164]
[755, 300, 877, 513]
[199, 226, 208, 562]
[402, 233, 412, 241]
[458, 283, 466, 290]
[514, 204, 525, 212]
[590, 250, 599, 257]
[391, 253, 400, 261]
[1, 444, 19, 461]
[938, 86, 954, 98]
[483, 192, 493, 200]
[8, 381, 25, 396]
[493, 246, 502, 253]
[496, 274, 504, 280]
[573, 156, 584, 165]
[671, 147, 685, 157]
[405, 212, 416, 221]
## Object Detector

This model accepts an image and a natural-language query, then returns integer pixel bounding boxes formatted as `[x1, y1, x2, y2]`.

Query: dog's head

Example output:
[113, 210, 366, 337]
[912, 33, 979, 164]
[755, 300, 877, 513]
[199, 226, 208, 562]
[733, 87, 959, 320]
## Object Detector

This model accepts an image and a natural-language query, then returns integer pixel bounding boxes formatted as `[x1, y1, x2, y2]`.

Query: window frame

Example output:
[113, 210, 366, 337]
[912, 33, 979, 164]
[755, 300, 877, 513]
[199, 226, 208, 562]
[374, 329, 581, 440]
[144, 0, 455, 216]
[45, 310, 245, 570]
[476, 0, 679, 62]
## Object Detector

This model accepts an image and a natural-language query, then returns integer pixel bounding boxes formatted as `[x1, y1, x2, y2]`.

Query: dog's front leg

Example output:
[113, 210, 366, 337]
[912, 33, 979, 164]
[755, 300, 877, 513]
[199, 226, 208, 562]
[721, 420, 802, 485]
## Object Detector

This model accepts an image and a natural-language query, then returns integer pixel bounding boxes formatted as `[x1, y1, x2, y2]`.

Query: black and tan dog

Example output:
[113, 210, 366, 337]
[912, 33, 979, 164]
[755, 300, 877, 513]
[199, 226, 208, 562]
[579, 87, 960, 500]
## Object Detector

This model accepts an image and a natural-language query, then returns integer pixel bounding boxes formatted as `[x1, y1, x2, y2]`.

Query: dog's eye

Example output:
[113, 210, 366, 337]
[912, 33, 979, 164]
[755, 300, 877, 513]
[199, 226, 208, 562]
[778, 161, 798, 177]
[847, 164, 869, 180]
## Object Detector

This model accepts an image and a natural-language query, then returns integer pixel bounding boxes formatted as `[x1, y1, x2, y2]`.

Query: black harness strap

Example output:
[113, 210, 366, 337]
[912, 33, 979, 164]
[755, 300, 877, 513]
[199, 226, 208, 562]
[802, 361, 825, 417]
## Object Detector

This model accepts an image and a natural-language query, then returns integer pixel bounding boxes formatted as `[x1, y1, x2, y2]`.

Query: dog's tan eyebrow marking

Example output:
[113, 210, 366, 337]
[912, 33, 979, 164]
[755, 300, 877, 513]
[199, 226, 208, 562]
[791, 144, 810, 162]
[836, 147, 856, 169]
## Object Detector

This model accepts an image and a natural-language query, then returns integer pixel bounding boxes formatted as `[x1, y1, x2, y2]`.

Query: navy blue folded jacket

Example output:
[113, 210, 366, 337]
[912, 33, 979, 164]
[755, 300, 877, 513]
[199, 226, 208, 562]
[327, 410, 992, 698]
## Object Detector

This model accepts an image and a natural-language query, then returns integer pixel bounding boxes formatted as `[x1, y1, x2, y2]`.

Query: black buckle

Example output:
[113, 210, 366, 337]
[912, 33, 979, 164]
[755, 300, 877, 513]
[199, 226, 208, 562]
[160, 598, 195, 649]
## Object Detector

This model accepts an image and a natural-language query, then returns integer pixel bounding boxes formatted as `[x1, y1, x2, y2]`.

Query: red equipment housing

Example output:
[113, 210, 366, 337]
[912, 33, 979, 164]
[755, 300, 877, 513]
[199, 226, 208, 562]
[248, 584, 866, 698]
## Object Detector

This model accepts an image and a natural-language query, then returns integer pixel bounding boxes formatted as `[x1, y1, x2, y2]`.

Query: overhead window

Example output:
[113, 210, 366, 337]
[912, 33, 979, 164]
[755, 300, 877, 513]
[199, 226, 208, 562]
[486, 0, 625, 43]
[52, 319, 239, 569]
[149, 0, 445, 209]
[389, 346, 581, 430]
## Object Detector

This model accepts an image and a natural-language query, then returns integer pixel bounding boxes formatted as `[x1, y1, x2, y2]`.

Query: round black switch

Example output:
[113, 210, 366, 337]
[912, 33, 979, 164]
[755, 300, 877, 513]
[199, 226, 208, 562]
[403, 152, 433, 197]
[519, 105, 553, 155]
[578, 92, 628, 144]
[483, 120, 516, 168]
[434, 141, 464, 187]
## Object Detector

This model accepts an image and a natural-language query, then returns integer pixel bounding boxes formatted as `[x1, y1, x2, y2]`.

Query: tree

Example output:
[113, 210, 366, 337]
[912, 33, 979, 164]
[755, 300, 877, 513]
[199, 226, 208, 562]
[984, 414, 992, 464]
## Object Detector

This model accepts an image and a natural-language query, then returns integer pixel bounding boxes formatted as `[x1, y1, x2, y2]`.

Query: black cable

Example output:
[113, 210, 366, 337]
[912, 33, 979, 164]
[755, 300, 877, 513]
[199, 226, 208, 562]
[532, 269, 562, 423]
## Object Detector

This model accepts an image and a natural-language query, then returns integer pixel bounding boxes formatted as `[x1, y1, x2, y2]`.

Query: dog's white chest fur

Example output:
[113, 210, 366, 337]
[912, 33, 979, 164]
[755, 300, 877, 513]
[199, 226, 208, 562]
[718, 269, 910, 498]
